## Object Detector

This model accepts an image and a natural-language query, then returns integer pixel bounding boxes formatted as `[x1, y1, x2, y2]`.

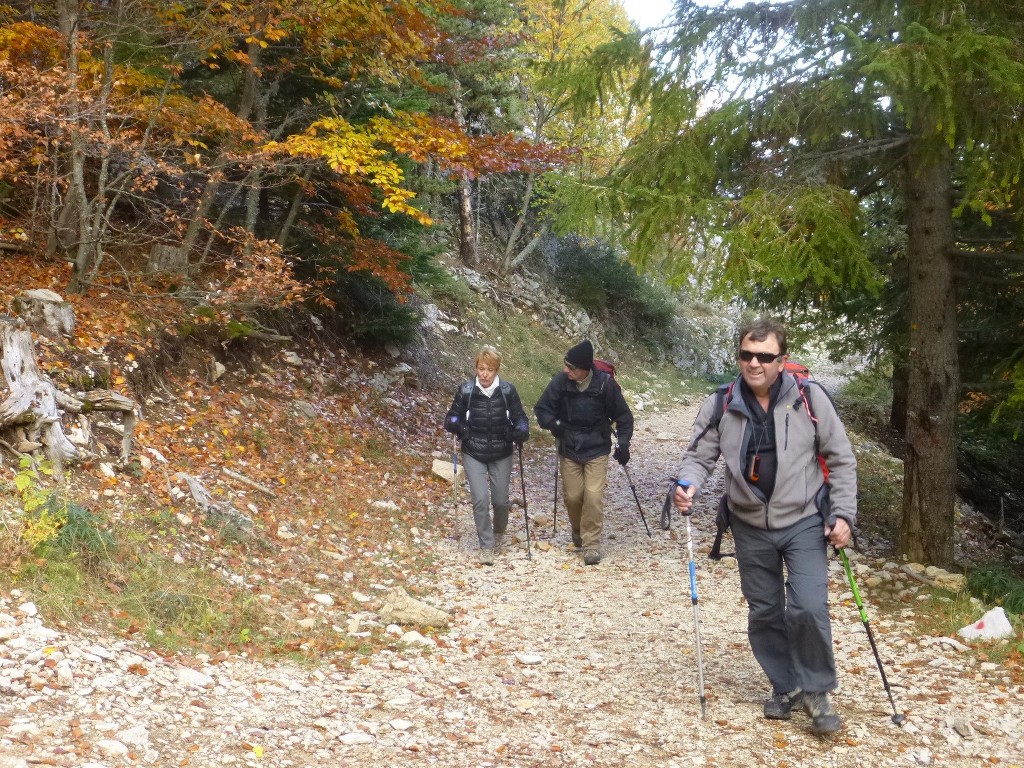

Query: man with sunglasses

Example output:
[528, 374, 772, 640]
[534, 339, 634, 565]
[672, 317, 857, 734]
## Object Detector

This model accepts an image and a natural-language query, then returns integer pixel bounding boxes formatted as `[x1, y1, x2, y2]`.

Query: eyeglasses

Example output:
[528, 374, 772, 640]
[738, 350, 782, 364]
[563, 360, 580, 371]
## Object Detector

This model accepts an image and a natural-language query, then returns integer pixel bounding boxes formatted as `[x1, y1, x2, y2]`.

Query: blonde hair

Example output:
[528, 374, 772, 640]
[475, 345, 502, 370]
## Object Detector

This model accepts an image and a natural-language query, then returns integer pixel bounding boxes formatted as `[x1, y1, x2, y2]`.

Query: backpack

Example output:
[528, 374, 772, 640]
[592, 358, 616, 380]
[706, 361, 832, 560]
[459, 380, 513, 433]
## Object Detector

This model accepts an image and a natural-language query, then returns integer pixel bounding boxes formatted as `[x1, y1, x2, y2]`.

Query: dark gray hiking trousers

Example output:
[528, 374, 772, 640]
[731, 514, 837, 695]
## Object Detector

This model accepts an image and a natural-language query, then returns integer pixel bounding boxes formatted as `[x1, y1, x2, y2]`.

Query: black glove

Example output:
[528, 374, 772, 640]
[551, 420, 565, 439]
[613, 444, 630, 465]
[512, 427, 528, 445]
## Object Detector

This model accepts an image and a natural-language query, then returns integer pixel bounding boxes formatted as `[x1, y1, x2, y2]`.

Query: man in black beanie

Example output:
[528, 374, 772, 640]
[534, 339, 634, 565]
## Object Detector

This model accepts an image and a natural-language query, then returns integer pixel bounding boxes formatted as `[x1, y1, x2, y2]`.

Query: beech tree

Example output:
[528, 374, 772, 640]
[491, 0, 636, 273]
[566, 1, 1024, 567]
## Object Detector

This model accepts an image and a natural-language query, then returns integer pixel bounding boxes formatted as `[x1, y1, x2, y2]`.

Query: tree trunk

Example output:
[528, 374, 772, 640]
[899, 143, 960, 567]
[180, 40, 262, 259]
[57, 0, 93, 294]
[506, 223, 549, 273]
[457, 175, 477, 265]
[452, 85, 477, 266]
[276, 165, 314, 250]
[501, 173, 536, 272]
[890, 357, 908, 437]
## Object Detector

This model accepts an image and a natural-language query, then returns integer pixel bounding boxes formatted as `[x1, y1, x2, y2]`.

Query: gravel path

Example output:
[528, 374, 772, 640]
[2, 401, 1022, 767]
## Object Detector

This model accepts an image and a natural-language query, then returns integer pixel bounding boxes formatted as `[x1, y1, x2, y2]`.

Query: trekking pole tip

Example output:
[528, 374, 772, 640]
[892, 713, 905, 726]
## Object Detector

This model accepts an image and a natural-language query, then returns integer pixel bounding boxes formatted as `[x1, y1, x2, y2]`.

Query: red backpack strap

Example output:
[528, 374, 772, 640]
[794, 375, 830, 483]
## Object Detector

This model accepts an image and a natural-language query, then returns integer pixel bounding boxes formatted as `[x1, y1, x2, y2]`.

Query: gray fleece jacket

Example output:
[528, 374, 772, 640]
[676, 372, 857, 531]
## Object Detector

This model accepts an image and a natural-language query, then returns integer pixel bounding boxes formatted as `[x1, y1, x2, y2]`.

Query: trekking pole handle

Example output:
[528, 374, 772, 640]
[674, 480, 695, 516]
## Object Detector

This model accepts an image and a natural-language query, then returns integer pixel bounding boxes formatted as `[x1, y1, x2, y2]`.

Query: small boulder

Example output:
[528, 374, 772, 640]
[379, 587, 449, 629]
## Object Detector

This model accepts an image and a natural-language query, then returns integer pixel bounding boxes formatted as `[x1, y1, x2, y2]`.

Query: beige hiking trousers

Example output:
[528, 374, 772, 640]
[560, 454, 609, 550]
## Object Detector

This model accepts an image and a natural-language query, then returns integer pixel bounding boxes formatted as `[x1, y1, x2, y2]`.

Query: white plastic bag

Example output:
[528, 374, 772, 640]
[957, 606, 1015, 641]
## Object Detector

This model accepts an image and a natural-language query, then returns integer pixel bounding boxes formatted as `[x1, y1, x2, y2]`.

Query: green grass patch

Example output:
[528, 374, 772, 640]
[967, 563, 1024, 614]
[14, 540, 275, 654]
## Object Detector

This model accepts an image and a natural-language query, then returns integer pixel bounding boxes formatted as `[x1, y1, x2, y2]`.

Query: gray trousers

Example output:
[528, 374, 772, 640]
[731, 514, 837, 695]
[461, 453, 512, 549]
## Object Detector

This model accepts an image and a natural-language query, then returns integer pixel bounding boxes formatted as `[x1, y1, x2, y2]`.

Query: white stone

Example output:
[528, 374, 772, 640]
[514, 652, 544, 666]
[339, 732, 374, 745]
[176, 668, 215, 688]
[400, 630, 434, 647]
[96, 739, 130, 757]
[117, 724, 151, 747]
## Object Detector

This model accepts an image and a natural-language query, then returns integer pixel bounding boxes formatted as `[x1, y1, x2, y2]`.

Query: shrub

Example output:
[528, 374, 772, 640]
[967, 563, 1024, 615]
[541, 234, 676, 350]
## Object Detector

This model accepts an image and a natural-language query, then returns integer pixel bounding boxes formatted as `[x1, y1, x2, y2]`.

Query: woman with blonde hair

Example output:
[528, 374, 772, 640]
[444, 345, 530, 565]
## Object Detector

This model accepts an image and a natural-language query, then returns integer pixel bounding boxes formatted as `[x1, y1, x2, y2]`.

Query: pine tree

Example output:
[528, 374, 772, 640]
[568, 1, 1024, 567]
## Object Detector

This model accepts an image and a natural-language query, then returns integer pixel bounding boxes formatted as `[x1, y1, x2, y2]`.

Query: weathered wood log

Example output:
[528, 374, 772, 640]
[174, 472, 255, 532]
[1, 320, 139, 464]
[221, 467, 278, 497]
[0, 319, 78, 465]
[55, 388, 138, 462]
[10, 288, 74, 339]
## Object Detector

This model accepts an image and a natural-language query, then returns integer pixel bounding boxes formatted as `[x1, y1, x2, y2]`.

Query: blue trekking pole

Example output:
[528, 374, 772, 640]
[677, 481, 707, 718]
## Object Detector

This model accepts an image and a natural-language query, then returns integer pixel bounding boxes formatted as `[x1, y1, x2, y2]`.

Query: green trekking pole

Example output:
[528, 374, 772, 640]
[838, 548, 905, 726]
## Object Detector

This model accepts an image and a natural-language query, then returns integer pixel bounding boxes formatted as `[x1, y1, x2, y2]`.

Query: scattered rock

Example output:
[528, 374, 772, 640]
[379, 587, 450, 628]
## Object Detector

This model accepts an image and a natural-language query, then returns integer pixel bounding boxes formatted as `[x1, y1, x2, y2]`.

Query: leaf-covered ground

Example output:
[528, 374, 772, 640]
[0, 256, 455, 658]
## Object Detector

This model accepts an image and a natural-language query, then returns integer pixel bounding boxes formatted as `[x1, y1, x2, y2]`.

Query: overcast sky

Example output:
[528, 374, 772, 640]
[620, 0, 676, 30]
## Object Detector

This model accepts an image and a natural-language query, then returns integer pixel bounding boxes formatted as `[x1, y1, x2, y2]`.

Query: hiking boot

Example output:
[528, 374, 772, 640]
[803, 691, 842, 734]
[582, 548, 601, 565]
[571, 528, 582, 548]
[493, 531, 505, 552]
[763, 689, 803, 720]
[478, 548, 495, 566]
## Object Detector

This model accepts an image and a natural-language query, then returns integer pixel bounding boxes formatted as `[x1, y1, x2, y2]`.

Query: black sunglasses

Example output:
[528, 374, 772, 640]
[739, 350, 782, 364]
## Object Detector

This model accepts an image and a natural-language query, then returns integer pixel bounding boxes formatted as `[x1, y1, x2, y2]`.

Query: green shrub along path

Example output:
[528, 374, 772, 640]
[1, 400, 1021, 767]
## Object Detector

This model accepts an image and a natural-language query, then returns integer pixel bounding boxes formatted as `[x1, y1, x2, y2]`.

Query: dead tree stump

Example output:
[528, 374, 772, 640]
[0, 318, 139, 466]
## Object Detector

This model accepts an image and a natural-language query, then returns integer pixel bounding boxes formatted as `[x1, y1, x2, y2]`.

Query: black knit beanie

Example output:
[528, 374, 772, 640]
[564, 339, 594, 370]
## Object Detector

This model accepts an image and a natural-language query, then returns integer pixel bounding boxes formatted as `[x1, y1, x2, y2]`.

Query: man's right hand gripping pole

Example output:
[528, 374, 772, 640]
[673, 480, 696, 515]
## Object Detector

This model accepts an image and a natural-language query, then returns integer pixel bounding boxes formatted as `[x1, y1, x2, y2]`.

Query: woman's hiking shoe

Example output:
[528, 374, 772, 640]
[478, 548, 495, 566]
[582, 548, 601, 565]
[803, 691, 842, 734]
[763, 689, 803, 720]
